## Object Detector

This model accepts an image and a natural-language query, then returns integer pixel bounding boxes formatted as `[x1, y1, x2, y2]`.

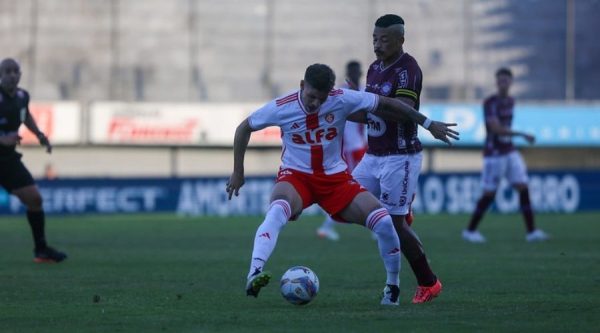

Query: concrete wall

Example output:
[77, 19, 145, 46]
[19, 146, 600, 179]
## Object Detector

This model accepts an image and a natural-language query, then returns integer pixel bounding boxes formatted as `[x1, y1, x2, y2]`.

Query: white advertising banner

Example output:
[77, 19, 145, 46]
[89, 102, 282, 146]
[20, 102, 82, 145]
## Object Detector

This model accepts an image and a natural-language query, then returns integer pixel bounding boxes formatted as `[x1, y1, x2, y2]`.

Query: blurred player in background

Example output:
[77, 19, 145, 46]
[316, 60, 368, 241]
[463, 68, 548, 243]
[352, 14, 442, 303]
[0, 58, 67, 263]
[227, 64, 458, 305]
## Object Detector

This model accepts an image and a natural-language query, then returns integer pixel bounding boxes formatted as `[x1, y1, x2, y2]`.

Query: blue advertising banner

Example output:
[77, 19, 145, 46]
[419, 104, 600, 147]
[0, 171, 598, 215]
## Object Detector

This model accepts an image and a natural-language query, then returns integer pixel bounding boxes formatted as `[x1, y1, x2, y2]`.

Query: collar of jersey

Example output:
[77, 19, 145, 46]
[297, 90, 321, 115]
[378, 52, 405, 72]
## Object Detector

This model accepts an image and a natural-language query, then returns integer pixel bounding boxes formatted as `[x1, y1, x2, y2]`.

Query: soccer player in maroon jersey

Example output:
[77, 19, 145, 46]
[227, 64, 458, 305]
[0, 58, 67, 262]
[463, 68, 548, 243]
[352, 14, 442, 303]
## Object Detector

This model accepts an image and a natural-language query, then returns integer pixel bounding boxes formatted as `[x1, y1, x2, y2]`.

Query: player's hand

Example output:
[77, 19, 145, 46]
[428, 121, 460, 146]
[0, 132, 22, 146]
[523, 133, 535, 145]
[37, 133, 52, 153]
[226, 172, 245, 200]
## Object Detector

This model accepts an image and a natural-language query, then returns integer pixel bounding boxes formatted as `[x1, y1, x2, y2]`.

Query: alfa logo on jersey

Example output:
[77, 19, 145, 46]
[398, 70, 408, 88]
[325, 113, 334, 123]
[291, 127, 338, 144]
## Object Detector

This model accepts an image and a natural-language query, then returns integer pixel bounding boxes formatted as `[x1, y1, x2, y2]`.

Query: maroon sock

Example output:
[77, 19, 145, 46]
[519, 188, 535, 233]
[408, 254, 437, 287]
[467, 194, 495, 231]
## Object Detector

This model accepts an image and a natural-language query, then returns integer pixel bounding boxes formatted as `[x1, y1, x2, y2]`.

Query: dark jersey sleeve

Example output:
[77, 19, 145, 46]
[394, 60, 422, 103]
[483, 97, 497, 123]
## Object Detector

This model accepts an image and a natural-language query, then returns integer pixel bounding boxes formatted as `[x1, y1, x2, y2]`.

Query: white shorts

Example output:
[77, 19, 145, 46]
[482, 150, 529, 191]
[352, 152, 423, 215]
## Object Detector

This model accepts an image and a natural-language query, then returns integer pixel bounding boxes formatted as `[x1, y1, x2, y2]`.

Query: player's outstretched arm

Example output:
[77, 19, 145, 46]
[227, 118, 253, 200]
[24, 111, 52, 153]
[374, 96, 460, 145]
[487, 118, 535, 144]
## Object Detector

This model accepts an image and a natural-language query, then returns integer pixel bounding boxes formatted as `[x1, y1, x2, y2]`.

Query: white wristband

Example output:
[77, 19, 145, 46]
[423, 118, 432, 129]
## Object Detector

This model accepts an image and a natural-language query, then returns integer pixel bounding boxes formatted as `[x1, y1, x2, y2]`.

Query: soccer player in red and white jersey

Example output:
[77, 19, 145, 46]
[227, 64, 458, 305]
[316, 60, 368, 241]
[463, 68, 548, 243]
[352, 14, 442, 303]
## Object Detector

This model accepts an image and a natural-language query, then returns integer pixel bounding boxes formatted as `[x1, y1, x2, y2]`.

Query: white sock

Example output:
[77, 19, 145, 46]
[248, 199, 291, 278]
[366, 208, 401, 286]
[320, 215, 336, 230]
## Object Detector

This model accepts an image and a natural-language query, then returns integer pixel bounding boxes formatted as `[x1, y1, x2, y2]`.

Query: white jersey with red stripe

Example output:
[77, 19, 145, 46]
[248, 88, 379, 175]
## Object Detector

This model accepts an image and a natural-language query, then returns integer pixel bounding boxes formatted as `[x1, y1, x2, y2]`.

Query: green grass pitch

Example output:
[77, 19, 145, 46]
[1, 213, 599, 332]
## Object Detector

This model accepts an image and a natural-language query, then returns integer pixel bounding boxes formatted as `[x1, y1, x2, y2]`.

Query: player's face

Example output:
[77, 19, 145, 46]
[496, 74, 512, 95]
[300, 81, 329, 113]
[373, 27, 403, 62]
[0, 60, 21, 92]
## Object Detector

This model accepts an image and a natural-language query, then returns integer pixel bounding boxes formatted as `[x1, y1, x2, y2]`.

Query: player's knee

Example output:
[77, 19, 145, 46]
[23, 192, 43, 209]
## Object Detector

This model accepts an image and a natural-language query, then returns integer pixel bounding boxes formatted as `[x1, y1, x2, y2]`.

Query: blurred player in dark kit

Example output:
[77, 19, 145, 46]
[0, 58, 67, 262]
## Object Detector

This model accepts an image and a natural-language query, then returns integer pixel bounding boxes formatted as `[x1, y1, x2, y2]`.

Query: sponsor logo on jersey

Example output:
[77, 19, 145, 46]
[367, 114, 386, 137]
[381, 82, 393, 96]
[325, 113, 334, 123]
[291, 127, 338, 144]
[399, 70, 408, 88]
[291, 122, 300, 129]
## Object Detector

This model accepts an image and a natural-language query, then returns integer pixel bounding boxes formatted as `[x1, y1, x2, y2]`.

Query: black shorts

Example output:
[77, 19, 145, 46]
[0, 153, 35, 192]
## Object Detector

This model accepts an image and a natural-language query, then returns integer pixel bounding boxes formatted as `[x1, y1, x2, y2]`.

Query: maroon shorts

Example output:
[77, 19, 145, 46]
[276, 168, 366, 221]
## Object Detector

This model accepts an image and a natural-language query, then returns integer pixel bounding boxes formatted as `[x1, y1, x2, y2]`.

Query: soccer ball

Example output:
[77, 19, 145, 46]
[280, 266, 319, 305]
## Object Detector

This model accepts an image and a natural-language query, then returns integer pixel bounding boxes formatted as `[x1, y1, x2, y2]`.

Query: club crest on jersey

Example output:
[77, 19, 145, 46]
[398, 70, 408, 88]
[381, 82, 393, 96]
[325, 113, 334, 123]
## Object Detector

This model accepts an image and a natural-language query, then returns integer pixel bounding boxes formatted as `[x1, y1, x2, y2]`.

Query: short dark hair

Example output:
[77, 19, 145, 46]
[304, 64, 336, 92]
[346, 60, 361, 71]
[375, 14, 405, 28]
[496, 67, 513, 78]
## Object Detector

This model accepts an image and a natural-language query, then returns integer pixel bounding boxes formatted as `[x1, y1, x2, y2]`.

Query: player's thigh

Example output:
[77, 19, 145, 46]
[507, 151, 529, 187]
[481, 156, 505, 192]
[12, 185, 43, 209]
[380, 154, 422, 215]
[270, 181, 304, 217]
[352, 155, 381, 197]
[337, 191, 382, 226]
[0, 155, 36, 194]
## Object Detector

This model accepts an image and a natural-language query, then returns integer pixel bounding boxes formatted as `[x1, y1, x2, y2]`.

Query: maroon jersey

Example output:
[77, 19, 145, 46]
[365, 53, 423, 155]
[483, 95, 516, 156]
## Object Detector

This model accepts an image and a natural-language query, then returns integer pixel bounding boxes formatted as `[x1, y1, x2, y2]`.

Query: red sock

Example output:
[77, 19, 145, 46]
[519, 189, 535, 233]
[467, 194, 495, 231]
